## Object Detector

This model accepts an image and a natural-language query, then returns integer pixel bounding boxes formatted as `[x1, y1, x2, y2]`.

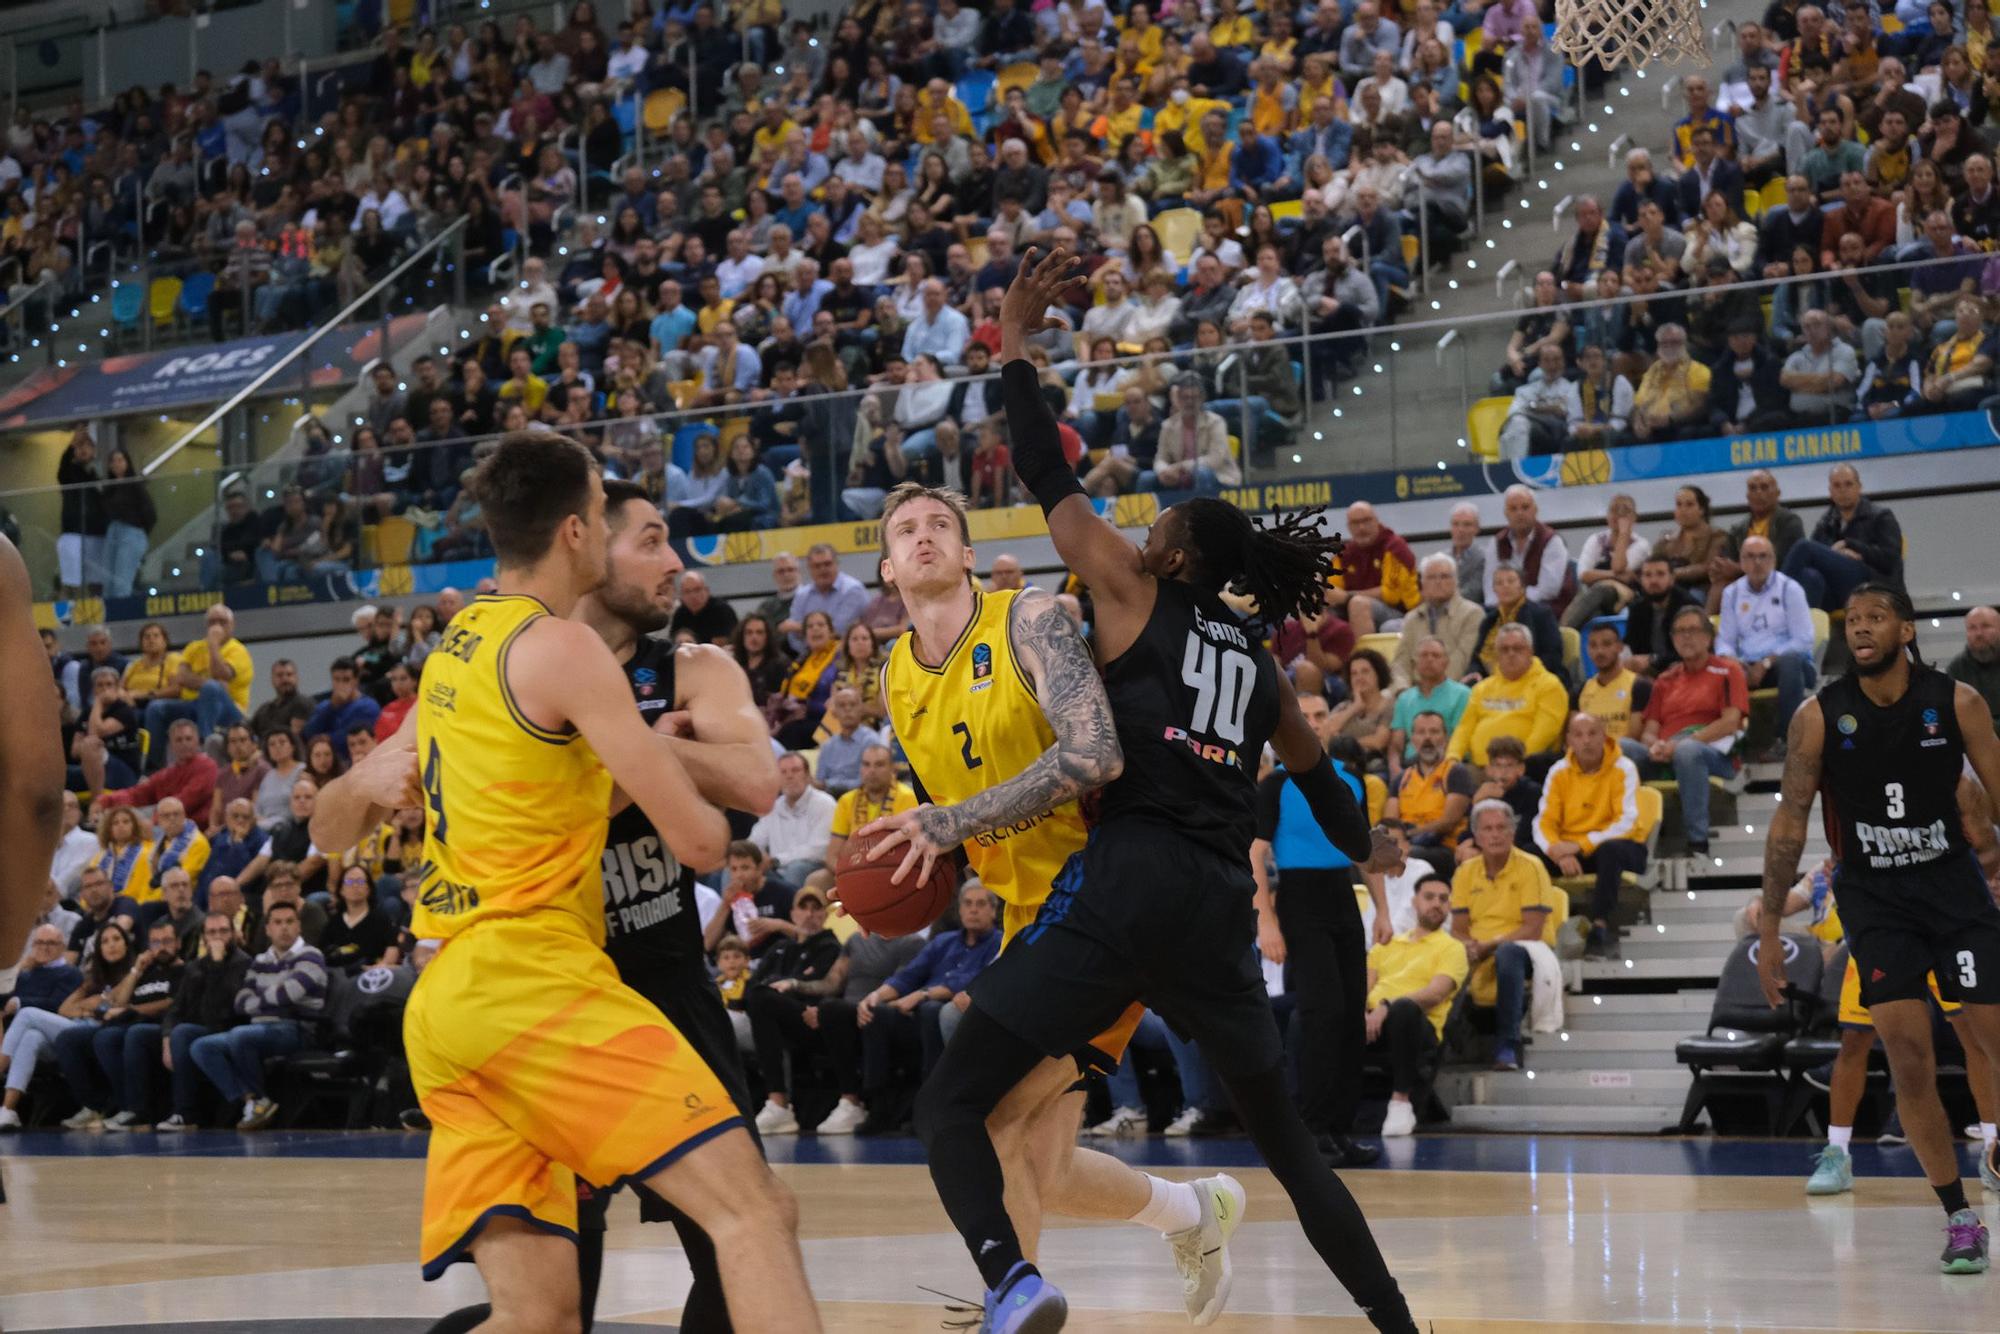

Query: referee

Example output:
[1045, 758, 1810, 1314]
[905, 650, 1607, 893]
[1252, 721, 1390, 1169]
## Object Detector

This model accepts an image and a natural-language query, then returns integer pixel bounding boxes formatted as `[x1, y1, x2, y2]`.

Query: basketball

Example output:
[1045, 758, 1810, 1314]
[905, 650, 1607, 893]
[834, 828, 958, 938]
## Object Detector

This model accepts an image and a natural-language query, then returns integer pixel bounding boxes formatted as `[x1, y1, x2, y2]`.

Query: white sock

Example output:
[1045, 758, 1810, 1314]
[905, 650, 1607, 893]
[1828, 1125, 1853, 1150]
[1981, 1122, 1997, 1149]
[1129, 1175, 1203, 1234]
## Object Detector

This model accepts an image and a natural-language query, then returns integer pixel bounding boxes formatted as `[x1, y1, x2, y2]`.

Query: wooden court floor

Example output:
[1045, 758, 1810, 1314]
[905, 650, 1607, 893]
[1, 1137, 1996, 1332]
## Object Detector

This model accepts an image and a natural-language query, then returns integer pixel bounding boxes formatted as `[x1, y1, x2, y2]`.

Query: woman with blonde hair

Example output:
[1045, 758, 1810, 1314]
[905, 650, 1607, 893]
[95, 807, 151, 899]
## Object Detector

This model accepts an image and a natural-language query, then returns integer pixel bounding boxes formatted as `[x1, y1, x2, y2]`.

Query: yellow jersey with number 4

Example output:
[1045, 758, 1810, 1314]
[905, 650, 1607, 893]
[883, 588, 1088, 922]
[412, 593, 614, 945]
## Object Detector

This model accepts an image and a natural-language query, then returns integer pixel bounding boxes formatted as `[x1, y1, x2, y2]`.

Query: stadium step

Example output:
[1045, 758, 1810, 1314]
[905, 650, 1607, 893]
[1577, 955, 1737, 983]
[1463, 1067, 1688, 1107]
[1442, 1101, 1691, 1134]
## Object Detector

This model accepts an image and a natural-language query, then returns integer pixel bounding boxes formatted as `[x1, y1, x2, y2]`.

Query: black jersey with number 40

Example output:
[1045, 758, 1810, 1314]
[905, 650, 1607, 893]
[1095, 579, 1281, 861]
[1816, 665, 1971, 878]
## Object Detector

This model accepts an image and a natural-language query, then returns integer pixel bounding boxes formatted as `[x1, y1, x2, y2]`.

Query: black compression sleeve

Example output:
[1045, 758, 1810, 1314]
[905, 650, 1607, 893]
[1288, 755, 1373, 863]
[1001, 358, 1085, 515]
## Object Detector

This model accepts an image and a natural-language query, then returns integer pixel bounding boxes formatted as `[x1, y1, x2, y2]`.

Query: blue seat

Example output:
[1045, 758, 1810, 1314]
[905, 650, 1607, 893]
[671, 421, 714, 472]
[613, 97, 638, 136]
[957, 69, 997, 114]
[110, 280, 144, 334]
[178, 271, 215, 320]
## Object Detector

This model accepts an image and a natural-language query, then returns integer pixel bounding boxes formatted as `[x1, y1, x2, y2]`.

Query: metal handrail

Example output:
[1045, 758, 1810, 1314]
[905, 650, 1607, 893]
[144, 216, 469, 477]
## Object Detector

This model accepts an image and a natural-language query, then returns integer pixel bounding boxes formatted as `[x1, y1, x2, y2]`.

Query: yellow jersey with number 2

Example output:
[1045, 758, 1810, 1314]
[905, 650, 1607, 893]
[883, 588, 1089, 940]
[412, 593, 615, 946]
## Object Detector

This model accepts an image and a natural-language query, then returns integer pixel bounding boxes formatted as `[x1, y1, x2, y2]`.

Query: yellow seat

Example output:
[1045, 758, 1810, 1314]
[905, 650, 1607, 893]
[1810, 608, 1830, 660]
[1560, 625, 1581, 681]
[1402, 233, 1420, 265]
[149, 276, 182, 327]
[1462, 27, 1485, 69]
[1270, 198, 1304, 222]
[1365, 773, 1388, 825]
[1466, 395, 1511, 460]
[1356, 632, 1400, 661]
[1152, 207, 1204, 262]
[368, 515, 417, 566]
[997, 61, 1039, 97]
[1882, 13, 1906, 32]
[644, 88, 686, 133]
[1093, 391, 1126, 412]
[1758, 177, 1788, 217]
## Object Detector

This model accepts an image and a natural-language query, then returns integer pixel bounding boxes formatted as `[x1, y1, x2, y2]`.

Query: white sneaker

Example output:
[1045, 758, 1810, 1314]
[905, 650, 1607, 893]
[0, 1108, 21, 1132]
[1380, 1100, 1418, 1138]
[816, 1099, 866, 1135]
[1163, 1107, 1202, 1137]
[1167, 1174, 1247, 1327]
[753, 1101, 799, 1135]
[1085, 1105, 1148, 1137]
[1966, 1122, 1987, 1142]
[102, 1111, 140, 1132]
[61, 1106, 104, 1130]
[154, 1114, 192, 1132]
[237, 1098, 279, 1131]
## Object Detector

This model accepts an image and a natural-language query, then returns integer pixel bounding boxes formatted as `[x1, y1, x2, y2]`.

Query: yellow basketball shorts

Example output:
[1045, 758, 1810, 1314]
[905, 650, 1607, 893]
[1837, 953, 1958, 1029]
[406, 916, 744, 1278]
[1000, 893, 1141, 1070]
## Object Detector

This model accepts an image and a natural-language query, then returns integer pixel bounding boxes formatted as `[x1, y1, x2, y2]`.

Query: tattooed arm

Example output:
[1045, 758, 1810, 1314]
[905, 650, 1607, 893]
[1756, 698, 1824, 1007]
[857, 587, 1123, 884]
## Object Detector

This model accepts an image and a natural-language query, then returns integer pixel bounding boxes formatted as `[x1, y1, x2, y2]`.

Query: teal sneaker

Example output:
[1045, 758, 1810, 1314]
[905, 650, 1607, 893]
[1942, 1208, 1990, 1274]
[1806, 1144, 1854, 1196]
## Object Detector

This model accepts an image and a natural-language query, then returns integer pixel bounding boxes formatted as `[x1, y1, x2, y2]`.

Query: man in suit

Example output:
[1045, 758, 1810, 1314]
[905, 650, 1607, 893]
[1676, 125, 1746, 220]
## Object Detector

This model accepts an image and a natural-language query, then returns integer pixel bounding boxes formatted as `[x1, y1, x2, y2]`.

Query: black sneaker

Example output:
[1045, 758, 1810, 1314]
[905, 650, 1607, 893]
[1187, 1107, 1241, 1137]
[398, 1107, 431, 1131]
[1584, 926, 1622, 959]
[1317, 1133, 1382, 1168]
[1687, 840, 1711, 857]
[1802, 1063, 1835, 1093]
[1879, 1109, 1908, 1146]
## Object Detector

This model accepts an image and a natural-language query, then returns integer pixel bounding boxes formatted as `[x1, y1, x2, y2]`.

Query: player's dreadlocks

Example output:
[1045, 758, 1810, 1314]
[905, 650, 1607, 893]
[1848, 581, 1925, 666]
[1178, 500, 1345, 627]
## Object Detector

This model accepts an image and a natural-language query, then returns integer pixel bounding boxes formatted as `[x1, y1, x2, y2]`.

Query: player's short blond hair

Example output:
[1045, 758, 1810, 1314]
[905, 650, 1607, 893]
[878, 481, 973, 566]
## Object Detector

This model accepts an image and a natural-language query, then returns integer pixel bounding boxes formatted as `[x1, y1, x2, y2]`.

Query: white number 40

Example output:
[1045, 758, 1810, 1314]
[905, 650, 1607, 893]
[1181, 632, 1254, 745]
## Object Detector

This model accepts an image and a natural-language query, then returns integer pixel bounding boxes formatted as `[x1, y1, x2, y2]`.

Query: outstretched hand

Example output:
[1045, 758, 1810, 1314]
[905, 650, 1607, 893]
[999, 246, 1087, 358]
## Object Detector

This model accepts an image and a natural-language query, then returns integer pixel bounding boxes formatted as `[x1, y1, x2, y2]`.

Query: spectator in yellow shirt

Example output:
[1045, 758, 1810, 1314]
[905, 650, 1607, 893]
[825, 744, 918, 867]
[914, 79, 974, 144]
[1451, 800, 1554, 1071]
[1211, 0, 1257, 48]
[1448, 625, 1569, 765]
[134, 796, 209, 904]
[1535, 712, 1651, 961]
[1574, 622, 1652, 741]
[1631, 322, 1714, 441]
[1364, 876, 1469, 1136]
[752, 104, 799, 159]
[142, 604, 252, 766]
[498, 344, 550, 416]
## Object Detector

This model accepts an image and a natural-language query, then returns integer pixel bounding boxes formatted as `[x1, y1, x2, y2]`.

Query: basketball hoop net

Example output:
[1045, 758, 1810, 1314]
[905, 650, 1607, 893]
[1552, 0, 1707, 71]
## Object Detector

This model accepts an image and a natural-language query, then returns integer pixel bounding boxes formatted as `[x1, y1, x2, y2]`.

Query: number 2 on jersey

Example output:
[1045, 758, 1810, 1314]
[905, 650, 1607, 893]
[953, 720, 983, 770]
[423, 738, 449, 845]
[1181, 632, 1254, 744]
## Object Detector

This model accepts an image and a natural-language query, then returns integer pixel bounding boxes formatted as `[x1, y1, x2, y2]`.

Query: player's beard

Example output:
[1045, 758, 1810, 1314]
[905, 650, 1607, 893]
[1850, 643, 1903, 678]
[599, 557, 674, 634]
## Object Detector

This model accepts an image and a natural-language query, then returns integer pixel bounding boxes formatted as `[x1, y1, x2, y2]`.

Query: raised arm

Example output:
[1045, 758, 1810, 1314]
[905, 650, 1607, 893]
[660, 643, 781, 817]
[859, 586, 1122, 884]
[1757, 697, 1825, 1006]
[310, 708, 418, 853]
[0, 535, 65, 978]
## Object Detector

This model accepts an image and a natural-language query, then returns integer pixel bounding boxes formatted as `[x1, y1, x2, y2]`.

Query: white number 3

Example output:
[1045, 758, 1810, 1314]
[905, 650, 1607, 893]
[1885, 782, 1905, 819]
[1960, 950, 1979, 990]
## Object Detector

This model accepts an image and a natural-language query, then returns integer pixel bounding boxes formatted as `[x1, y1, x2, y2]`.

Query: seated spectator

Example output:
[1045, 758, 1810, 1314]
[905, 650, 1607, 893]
[855, 882, 1001, 1132]
[741, 886, 844, 1134]
[1780, 464, 1905, 611]
[1706, 469, 1808, 596]
[1363, 875, 1467, 1136]
[1620, 607, 1748, 856]
[1486, 485, 1571, 612]
[319, 865, 396, 974]
[1327, 649, 1398, 769]
[772, 611, 842, 745]
[0, 925, 84, 1105]
[137, 868, 203, 956]
[69, 666, 143, 796]
[825, 745, 918, 867]
[1498, 343, 1582, 457]
[134, 797, 209, 904]
[814, 690, 886, 795]
[1570, 345, 1635, 450]
[1948, 606, 2000, 728]
[187, 900, 323, 1131]
[1565, 493, 1650, 631]
[1779, 309, 1860, 423]
[1857, 311, 1925, 422]
[92, 806, 153, 904]
[1706, 316, 1789, 437]
[1492, 271, 1572, 394]
[669, 571, 741, 645]
[1274, 581, 1358, 701]
[1393, 556, 1483, 688]
[94, 718, 218, 834]
[1819, 170, 1895, 268]
[702, 841, 798, 959]
[1143, 374, 1239, 496]
[1716, 535, 1818, 751]
[1385, 711, 1478, 860]
[1536, 713, 1650, 959]
[1449, 625, 1568, 765]
[1474, 567, 1566, 683]
[65, 864, 138, 966]
[1552, 195, 1623, 302]
[1389, 638, 1474, 774]
[1630, 323, 1714, 441]
[1, 920, 132, 1130]
[1920, 295, 1995, 413]
[1459, 735, 1546, 859]
[749, 752, 839, 885]
[247, 863, 329, 953]
[140, 604, 252, 765]
[1654, 485, 1724, 610]
[1574, 622, 1653, 745]
[54, 917, 183, 1130]
[1624, 555, 1701, 677]
[206, 724, 270, 834]
[1450, 800, 1554, 1072]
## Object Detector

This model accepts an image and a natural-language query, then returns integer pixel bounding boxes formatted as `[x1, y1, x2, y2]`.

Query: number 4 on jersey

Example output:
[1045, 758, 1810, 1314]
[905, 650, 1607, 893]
[423, 738, 449, 845]
[1182, 631, 1254, 745]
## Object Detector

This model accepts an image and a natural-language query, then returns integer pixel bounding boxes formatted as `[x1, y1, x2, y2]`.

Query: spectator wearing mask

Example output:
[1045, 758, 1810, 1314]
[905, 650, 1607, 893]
[1535, 712, 1651, 960]
[1450, 625, 1569, 766]
[1362, 876, 1467, 1136]
[1450, 800, 1555, 1072]
[1392, 555, 1483, 687]
[153, 911, 252, 1131]
[1715, 535, 1817, 750]
[1621, 607, 1748, 856]
[1780, 463, 1905, 611]
[188, 900, 324, 1131]
[55, 918, 184, 1130]
[854, 883, 1001, 1132]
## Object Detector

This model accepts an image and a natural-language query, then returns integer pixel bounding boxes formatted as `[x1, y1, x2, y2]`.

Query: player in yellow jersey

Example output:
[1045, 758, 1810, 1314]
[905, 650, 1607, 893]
[862, 481, 1247, 1326]
[310, 433, 819, 1333]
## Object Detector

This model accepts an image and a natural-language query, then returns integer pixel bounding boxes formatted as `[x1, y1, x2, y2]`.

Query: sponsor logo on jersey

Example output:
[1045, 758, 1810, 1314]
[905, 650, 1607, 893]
[634, 666, 657, 698]
[1855, 817, 1953, 869]
[972, 642, 992, 680]
[424, 681, 458, 713]
[601, 834, 689, 937]
[1161, 724, 1246, 770]
[1923, 707, 1941, 737]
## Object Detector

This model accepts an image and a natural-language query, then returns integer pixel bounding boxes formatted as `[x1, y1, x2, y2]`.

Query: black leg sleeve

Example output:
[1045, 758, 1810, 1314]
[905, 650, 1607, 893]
[670, 1207, 733, 1333]
[913, 1003, 1049, 1292]
[577, 1224, 604, 1334]
[1216, 1061, 1418, 1334]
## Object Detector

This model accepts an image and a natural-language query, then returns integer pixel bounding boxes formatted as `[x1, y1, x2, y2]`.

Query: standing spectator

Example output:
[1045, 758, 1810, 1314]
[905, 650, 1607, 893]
[1362, 876, 1467, 1136]
[1780, 463, 1905, 610]
[57, 918, 183, 1130]
[782, 543, 870, 653]
[153, 912, 252, 1131]
[1715, 535, 1818, 749]
[1536, 713, 1651, 959]
[748, 752, 838, 885]
[1388, 638, 1474, 772]
[55, 428, 105, 598]
[1948, 606, 2000, 727]
[1621, 607, 1748, 856]
[744, 886, 845, 1134]
[1486, 485, 1571, 611]
[141, 605, 252, 764]
[1330, 502, 1420, 637]
[301, 658, 382, 764]
[1449, 625, 1569, 766]
[1450, 801, 1554, 1072]
[98, 445, 156, 600]
[1392, 555, 1483, 687]
[855, 883, 1001, 1132]
[188, 900, 324, 1131]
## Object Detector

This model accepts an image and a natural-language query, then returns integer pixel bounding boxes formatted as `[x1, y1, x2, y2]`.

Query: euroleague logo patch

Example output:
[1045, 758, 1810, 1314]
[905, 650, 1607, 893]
[970, 642, 993, 691]
[633, 666, 658, 698]
[1922, 707, 1941, 737]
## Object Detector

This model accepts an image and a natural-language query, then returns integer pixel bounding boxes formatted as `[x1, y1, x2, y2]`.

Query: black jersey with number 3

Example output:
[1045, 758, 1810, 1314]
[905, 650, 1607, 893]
[601, 636, 708, 977]
[1816, 665, 1970, 878]
[1095, 579, 1281, 860]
